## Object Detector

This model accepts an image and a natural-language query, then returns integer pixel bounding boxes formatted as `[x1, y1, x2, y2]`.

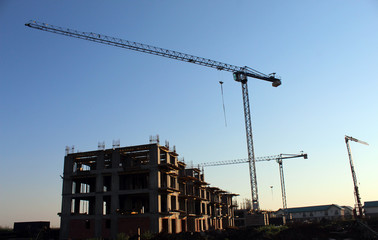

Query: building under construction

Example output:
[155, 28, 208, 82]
[59, 139, 237, 239]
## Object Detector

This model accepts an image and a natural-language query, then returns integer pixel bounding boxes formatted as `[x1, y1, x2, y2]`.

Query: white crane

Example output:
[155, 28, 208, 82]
[345, 135, 368, 218]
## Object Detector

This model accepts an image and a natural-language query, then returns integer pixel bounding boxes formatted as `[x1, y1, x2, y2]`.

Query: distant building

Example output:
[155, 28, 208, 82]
[341, 206, 353, 218]
[364, 201, 378, 218]
[234, 209, 269, 227]
[59, 140, 237, 239]
[276, 204, 353, 222]
[13, 221, 50, 239]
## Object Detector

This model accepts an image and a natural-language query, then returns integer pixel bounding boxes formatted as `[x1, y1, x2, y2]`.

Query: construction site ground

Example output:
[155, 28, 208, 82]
[136, 219, 378, 240]
[1, 219, 378, 239]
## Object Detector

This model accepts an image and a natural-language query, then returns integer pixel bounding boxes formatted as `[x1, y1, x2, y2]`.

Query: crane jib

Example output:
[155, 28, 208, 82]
[25, 21, 281, 86]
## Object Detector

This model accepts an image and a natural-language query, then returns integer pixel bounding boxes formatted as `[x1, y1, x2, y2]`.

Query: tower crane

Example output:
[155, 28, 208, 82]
[199, 152, 308, 213]
[26, 20, 282, 211]
[345, 135, 368, 218]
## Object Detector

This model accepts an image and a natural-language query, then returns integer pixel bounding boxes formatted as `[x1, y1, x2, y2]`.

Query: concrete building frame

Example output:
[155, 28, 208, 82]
[59, 142, 237, 239]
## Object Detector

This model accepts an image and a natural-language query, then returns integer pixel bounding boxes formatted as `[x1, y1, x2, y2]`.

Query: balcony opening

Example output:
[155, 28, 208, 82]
[120, 150, 150, 168]
[171, 195, 177, 211]
[119, 173, 149, 190]
[72, 178, 96, 194]
[103, 175, 111, 192]
[179, 199, 186, 212]
[161, 194, 167, 212]
[103, 196, 111, 215]
[71, 197, 95, 215]
[118, 194, 150, 214]
[160, 151, 167, 164]
[73, 155, 97, 172]
[170, 176, 176, 189]
[160, 173, 167, 188]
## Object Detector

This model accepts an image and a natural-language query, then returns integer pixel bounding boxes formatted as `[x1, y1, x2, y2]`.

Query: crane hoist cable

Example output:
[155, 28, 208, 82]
[219, 81, 227, 127]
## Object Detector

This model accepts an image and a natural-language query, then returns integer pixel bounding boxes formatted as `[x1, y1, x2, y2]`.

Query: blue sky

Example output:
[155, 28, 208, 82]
[1, 1, 377, 227]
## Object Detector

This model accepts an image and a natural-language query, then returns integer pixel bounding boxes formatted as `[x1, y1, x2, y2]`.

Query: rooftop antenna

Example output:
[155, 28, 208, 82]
[112, 139, 120, 149]
[65, 146, 70, 156]
[98, 141, 105, 150]
[149, 134, 160, 144]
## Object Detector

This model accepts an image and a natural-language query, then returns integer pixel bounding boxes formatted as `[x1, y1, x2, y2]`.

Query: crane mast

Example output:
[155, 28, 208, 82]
[26, 20, 282, 212]
[277, 158, 287, 212]
[345, 135, 368, 218]
[199, 152, 308, 212]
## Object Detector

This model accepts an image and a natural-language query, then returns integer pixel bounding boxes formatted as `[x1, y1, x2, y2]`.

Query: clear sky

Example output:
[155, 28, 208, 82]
[1, 0, 377, 228]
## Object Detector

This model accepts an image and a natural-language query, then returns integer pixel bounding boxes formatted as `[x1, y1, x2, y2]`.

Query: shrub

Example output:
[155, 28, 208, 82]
[117, 232, 130, 240]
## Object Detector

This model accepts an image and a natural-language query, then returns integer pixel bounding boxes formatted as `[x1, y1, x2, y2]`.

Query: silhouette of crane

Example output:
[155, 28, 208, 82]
[26, 20, 282, 211]
[345, 135, 368, 218]
[199, 152, 308, 213]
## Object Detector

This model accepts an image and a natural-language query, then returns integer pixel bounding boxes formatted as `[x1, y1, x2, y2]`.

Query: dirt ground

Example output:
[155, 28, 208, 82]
[149, 219, 378, 240]
[2, 219, 377, 240]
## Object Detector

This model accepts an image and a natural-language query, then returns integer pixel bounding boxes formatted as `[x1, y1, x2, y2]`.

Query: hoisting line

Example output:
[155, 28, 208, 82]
[219, 81, 227, 127]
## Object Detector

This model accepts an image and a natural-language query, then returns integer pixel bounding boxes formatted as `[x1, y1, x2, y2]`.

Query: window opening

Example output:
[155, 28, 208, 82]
[161, 194, 167, 212]
[103, 176, 111, 192]
[103, 196, 111, 215]
[171, 196, 177, 211]
[80, 200, 90, 214]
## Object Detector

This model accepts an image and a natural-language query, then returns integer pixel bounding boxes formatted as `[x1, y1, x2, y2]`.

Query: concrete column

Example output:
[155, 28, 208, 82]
[93, 152, 104, 238]
[63, 155, 73, 175]
[97, 151, 105, 171]
[167, 194, 171, 212]
[150, 169, 159, 213]
[74, 198, 80, 213]
[62, 156, 73, 196]
[166, 153, 171, 164]
[60, 155, 74, 240]
[111, 150, 120, 240]
[60, 196, 72, 240]
[95, 152, 105, 194]
[95, 195, 103, 237]
[75, 181, 80, 194]
[148, 144, 160, 233]
[95, 175, 104, 238]
[112, 149, 120, 168]
[167, 173, 171, 189]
